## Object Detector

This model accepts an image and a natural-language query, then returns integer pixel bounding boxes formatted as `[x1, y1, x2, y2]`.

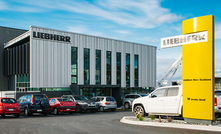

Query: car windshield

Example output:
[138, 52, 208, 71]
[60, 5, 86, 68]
[215, 91, 221, 96]
[140, 94, 148, 97]
[1, 98, 17, 103]
[57, 98, 68, 102]
[74, 96, 88, 100]
[34, 95, 47, 101]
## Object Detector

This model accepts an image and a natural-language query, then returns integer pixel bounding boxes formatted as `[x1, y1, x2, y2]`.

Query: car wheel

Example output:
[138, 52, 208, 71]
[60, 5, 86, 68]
[76, 105, 82, 113]
[24, 108, 31, 116]
[69, 112, 73, 114]
[1, 114, 5, 118]
[14, 113, 20, 118]
[133, 105, 145, 117]
[124, 102, 130, 109]
[54, 108, 59, 115]
[99, 106, 104, 112]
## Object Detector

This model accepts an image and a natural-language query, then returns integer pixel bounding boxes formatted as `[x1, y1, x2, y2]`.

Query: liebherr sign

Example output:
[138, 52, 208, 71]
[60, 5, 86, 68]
[161, 31, 207, 48]
[33, 31, 71, 43]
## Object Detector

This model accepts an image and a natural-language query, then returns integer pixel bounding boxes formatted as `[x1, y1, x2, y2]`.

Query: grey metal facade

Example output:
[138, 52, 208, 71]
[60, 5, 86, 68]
[4, 26, 156, 89]
[0, 26, 27, 91]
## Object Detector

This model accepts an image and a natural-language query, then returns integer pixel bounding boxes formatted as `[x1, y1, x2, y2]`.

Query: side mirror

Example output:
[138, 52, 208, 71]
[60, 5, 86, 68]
[151, 94, 157, 98]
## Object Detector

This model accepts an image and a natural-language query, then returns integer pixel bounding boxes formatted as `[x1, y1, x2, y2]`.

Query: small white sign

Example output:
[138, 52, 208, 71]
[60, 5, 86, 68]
[161, 31, 208, 49]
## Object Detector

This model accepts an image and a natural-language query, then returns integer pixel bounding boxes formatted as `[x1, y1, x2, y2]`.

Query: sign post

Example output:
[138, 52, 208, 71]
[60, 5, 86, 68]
[182, 15, 214, 123]
[161, 15, 215, 124]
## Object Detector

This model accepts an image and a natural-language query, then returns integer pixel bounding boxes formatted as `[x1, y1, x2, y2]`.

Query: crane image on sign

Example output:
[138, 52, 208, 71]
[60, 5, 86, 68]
[157, 55, 182, 87]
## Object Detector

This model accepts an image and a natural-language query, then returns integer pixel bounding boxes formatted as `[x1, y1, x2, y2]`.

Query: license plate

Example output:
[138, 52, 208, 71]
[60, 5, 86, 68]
[89, 104, 95, 106]
[66, 109, 70, 111]
[37, 109, 42, 112]
[8, 109, 14, 111]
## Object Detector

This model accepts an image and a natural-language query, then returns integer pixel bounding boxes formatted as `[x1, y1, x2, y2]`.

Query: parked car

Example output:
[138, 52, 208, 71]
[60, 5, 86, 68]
[17, 94, 51, 116]
[215, 90, 221, 117]
[132, 85, 183, 117]
[0, 97, 20, 118]
[61, 95, 98, 113]
[49, 97, 76, 115]
[122, 94, 148, 109]
[91, 96, 117, 112]
[132, 85, 221, 117]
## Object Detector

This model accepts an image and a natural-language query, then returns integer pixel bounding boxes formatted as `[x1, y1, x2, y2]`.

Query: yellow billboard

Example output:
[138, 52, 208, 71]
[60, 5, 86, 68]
[182, 15, 214, 120]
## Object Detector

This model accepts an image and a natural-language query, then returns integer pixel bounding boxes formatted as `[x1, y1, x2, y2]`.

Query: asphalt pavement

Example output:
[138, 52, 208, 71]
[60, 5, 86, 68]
[0, 111, 220, 134]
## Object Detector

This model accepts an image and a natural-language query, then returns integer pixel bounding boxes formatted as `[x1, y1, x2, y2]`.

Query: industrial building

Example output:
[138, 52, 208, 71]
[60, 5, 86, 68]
[0, 26, 157, 105]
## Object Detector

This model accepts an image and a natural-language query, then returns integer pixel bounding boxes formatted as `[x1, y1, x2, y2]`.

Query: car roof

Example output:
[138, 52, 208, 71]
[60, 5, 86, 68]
[92, 96, 113, 98]
[0, 97, 16, 99]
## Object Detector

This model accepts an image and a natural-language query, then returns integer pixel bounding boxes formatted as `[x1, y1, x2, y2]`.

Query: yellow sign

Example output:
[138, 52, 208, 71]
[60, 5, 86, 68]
[182, 15, 214, 120]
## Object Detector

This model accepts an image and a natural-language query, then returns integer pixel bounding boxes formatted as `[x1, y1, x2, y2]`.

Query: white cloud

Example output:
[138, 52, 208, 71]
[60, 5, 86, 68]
[3, 0, 183, 29]
[0, 1, 7, 10]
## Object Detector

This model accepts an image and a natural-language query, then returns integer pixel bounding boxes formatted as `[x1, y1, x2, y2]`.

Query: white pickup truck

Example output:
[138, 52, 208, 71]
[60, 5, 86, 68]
[132, 85, 221, 117]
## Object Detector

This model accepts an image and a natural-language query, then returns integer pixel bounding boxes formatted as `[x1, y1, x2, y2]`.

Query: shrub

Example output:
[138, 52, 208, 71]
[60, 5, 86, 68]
[136, 113, 144, 121]
[150, 115, 156, 120]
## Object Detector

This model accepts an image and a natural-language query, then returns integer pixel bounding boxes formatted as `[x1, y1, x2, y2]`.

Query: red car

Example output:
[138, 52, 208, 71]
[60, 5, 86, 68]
[0, 97, 20, 118]
[49, 97, 76, 115]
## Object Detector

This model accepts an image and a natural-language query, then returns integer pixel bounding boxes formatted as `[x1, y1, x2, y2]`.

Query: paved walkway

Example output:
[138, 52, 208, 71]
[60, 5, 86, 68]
[120, 116, 221, 132]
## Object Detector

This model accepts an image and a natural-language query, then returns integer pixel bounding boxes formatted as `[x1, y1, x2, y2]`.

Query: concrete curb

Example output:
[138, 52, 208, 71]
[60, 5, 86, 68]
[120, 116, 221, 132]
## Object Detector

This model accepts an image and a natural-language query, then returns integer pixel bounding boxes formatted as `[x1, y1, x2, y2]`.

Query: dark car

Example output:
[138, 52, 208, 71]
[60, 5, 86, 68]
[17, 94, 50, 116]
[61, 95, 98, 113]
[122, 94, 148, 109]
[0, 97, 20, 118]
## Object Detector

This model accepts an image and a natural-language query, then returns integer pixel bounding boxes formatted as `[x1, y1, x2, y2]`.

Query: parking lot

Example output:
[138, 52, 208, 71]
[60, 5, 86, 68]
[0, 110, 220, 134]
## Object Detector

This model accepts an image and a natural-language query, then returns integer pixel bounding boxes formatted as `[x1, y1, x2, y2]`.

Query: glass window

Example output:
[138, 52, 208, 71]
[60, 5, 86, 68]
[134, 55, 139, 87]
[96, 50, 101, 84]
[74, 96, 88, 100]
[151, 89, 166, 98]
[84, 48, 90, 85]
[106, 51, 111, 85]
[116, 52, 121, 85]
[1, 98, 17, 103]
[57, 98, 68, 102]
[34, 95, 47, 101]
[126, 54, 130, 87]
[71, 47, 78, 84]
[106, 97, 115, 101]
[167, 88, 179, 96]
[134, 95, 140, 98]
[125, 95, 130, 98]
[27, 95, 32, 103]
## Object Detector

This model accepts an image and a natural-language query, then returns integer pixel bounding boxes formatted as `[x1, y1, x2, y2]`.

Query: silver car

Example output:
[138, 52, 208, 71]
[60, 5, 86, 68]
[91, 96, 117, 112]
[122, 94, 148, 109]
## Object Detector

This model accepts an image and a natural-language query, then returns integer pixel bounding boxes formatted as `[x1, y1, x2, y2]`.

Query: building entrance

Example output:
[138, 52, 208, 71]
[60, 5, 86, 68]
[80, 88, 112, 99]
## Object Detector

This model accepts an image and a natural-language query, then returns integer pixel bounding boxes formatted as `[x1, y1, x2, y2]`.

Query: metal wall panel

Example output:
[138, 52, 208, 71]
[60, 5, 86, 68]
[30, 26, 156, 88]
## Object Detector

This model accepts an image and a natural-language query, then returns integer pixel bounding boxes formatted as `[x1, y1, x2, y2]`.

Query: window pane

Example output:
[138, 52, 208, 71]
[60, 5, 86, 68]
[84, 48, 90, 84]
[167, 88, 179, 96]
[96, 50, 101, 84]
[134, 55, 139, 87]
[106, 51, 111, 85]
[126, 54, 130, 86]
[152, 89, 166, 97]
[117, 52, 121, 85]
[71, 47, 78, 84]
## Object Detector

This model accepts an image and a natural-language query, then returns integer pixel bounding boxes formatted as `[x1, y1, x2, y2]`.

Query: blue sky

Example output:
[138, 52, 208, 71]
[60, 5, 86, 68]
[1, 0, 221, 81]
